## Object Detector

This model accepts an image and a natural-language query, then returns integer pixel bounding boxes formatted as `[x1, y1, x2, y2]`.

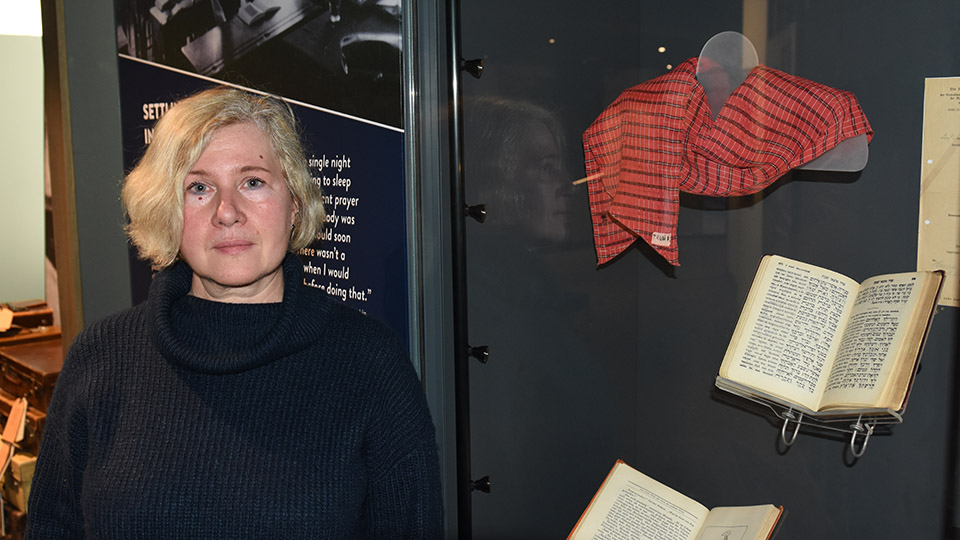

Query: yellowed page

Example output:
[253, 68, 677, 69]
[821, 271, 936, 410]
[569, 461, 708, 540]
[918, 77, 960, 307]
[695, 505, 781, 540]
[719, 256, 859, 411]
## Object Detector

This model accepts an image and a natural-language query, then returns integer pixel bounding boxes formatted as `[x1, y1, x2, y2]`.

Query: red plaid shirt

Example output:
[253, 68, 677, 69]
[583, 58, 873, 266]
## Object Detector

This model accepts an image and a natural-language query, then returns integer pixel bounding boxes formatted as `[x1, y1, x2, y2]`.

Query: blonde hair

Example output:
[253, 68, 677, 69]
[121, 86, 325, 268]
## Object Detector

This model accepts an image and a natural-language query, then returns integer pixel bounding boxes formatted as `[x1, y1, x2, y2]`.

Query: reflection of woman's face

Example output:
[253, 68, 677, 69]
[515, 120, 572, 244]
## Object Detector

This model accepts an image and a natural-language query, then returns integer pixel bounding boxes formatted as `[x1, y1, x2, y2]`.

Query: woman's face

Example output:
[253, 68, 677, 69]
[179, 122, 296, 303]
[515, 120, 572, 244]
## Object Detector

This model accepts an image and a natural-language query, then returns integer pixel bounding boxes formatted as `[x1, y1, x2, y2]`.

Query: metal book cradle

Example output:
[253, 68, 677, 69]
[726, 390, 903, 458]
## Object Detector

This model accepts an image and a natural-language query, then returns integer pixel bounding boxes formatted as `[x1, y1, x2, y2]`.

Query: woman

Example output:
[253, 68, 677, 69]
[27, 87, 442, 538]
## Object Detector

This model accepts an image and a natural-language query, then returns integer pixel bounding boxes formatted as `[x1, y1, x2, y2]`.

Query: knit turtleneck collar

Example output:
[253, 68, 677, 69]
[149, 253, 329, 374]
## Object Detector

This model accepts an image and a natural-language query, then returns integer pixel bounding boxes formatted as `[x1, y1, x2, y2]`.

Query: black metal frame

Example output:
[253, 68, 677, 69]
[445, 0, 474, 536]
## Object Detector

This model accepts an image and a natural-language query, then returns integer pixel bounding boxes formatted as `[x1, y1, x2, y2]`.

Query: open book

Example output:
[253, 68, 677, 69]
[717, 255, 943, 417]
[568, 460, 783, 540]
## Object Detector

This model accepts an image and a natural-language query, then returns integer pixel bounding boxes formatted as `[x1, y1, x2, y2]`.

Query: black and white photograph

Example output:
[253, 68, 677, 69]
[115, 0, 403, 127]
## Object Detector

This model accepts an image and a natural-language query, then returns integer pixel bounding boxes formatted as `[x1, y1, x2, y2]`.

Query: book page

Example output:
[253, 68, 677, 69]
[570, 461, 708, 540]
[821, 272, 929, 409]
[720, 256, 859, 411]
[696, 505, 781, 540]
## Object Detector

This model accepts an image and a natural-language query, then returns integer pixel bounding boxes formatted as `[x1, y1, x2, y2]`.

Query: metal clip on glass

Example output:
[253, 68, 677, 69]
[467, 344, 489, 364]
[460, 58, 484, 79]
[465, 203, 486, 223]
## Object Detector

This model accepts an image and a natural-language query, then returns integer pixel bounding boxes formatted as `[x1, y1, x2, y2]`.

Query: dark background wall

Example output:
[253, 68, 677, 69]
[459, 1, 960, 538]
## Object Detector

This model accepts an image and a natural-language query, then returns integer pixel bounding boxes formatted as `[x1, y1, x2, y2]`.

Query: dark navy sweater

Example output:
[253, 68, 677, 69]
[27, 255, 442, 539]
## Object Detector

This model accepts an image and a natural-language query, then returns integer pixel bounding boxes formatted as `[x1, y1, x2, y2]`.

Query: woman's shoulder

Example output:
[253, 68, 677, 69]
[298, 284, 408, 361]
[68, 303, 151, 359]
[49, 303, 153, 399]
[299, 284, 398, 334]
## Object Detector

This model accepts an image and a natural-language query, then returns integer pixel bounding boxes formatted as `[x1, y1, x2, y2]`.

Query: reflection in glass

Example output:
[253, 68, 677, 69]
[464, 96, 575, 247]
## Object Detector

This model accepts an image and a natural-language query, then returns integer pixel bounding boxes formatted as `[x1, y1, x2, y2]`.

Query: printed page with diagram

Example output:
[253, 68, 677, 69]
[696, 505, 782, 540]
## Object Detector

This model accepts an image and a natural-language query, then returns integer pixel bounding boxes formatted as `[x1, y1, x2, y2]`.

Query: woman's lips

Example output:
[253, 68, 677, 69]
[213, 240, 254, 254]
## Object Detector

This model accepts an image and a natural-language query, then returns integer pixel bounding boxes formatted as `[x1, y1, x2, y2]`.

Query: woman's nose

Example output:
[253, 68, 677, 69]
[215, 192, 244, 226]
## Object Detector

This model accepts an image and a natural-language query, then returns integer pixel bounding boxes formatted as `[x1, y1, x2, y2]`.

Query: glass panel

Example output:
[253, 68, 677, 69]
[460, 1, 960, 538]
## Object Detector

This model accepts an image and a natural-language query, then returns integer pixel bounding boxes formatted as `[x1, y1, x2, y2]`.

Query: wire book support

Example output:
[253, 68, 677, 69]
[728, 390, 902, 458]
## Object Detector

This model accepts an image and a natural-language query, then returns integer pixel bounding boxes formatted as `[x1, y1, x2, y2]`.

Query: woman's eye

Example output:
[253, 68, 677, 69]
[187, 182, 208, 194]
[245, 178, 264, 188]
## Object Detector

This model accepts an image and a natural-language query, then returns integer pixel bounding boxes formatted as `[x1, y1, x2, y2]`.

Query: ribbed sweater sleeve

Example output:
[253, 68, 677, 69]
[361, 329, 443, 539]
[27, 306, 147, 539]
[24, 345, 85, 539]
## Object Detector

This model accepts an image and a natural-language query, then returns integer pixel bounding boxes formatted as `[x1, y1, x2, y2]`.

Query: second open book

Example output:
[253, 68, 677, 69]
[568, 460, 782, 540]
[717, 255, 943, 417]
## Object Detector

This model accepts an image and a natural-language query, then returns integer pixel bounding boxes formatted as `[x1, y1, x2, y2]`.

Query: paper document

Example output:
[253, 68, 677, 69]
[918, 77, 960, 307]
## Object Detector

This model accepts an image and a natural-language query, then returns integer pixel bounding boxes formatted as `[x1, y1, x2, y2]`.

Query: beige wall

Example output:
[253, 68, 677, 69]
[0, 33, 45, 303]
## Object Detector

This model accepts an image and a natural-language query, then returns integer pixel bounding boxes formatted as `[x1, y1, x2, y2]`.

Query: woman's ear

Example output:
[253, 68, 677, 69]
[290, 196, 300, 226]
